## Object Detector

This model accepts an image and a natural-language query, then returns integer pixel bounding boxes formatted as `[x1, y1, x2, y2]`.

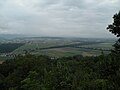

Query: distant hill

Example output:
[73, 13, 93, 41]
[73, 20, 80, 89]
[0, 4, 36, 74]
[0, 34, 25, 39]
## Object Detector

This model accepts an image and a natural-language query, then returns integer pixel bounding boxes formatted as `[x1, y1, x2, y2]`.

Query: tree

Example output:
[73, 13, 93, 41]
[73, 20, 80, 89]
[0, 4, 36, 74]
[107, 11, 120, 37]
[106, 11, 120, 89]
[107, 11, 120, 54]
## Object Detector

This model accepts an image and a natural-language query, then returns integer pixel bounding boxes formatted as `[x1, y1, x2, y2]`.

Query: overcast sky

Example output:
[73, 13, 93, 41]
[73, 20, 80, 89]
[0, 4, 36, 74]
[0, 0, 120, 38]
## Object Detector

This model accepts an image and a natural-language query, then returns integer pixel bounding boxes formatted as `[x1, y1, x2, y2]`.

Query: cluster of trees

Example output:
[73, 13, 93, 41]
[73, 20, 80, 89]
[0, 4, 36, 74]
[0, 53, 120, 90]
[0, 11, 120, 90]
[0, 43, 24, 53]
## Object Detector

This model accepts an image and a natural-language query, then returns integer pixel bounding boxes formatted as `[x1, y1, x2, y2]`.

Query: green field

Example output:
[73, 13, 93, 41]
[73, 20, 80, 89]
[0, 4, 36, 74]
[11, 38, 114, 57]
[0, 37, 115, 59]
[80, 43, 113, 49]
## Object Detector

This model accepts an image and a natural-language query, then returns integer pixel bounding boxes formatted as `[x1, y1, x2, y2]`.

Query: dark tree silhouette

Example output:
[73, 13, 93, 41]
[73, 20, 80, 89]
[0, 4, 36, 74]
[107, 11, 120, 54]
[107, 11, 120, 37]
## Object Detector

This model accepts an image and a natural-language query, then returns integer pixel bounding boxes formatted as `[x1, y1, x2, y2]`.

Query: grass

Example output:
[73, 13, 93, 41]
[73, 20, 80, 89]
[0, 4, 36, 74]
[1, 38, 114, 58]
[12, 42, 113, 57]
[15, 47, 108, 57]
[80, 42, 113, 49]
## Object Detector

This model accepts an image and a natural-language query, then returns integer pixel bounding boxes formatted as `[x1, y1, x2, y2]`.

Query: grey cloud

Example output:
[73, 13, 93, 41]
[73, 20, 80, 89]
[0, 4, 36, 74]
[0, 0, 120, 38]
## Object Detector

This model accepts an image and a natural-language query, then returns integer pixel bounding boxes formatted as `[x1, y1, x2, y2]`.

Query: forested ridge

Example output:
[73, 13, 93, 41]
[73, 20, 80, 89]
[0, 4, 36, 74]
[0, 11, 120, 90]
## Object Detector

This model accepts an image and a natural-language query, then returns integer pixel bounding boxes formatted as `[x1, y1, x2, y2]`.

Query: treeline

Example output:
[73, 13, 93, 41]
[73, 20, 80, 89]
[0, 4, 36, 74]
[0, 43, 24, 53]
[0, 52, 120, 90]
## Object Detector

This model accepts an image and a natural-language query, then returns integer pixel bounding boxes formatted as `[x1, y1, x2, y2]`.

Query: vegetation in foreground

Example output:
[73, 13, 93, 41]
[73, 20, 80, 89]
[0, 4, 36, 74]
[0, 11, 120, 90]
[0, 53, 120, 90]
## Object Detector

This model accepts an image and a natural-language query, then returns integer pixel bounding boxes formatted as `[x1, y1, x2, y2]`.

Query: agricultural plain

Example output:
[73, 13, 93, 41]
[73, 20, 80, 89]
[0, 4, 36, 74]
[0, 37, 115, 60]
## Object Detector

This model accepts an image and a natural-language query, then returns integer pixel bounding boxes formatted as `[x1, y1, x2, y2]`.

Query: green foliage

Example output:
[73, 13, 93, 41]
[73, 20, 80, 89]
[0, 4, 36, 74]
[0, 53, 119, 90]
[107, 11, 120, 54]
[0, 43, 24, 53]
[112, 39, 120, 54]
[107, 11, 120, 37]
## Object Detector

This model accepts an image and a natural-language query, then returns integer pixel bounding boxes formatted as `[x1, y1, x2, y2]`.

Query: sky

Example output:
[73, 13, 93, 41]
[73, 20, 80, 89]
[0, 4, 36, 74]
[0, 0, 120, 38]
